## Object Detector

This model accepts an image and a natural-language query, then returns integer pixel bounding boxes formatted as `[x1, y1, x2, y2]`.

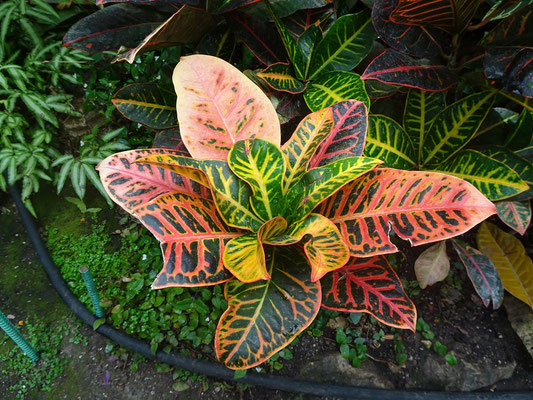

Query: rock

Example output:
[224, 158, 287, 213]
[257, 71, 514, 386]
[405, 343, 516, 391]
[298, 352, 394, 389]
[504, 296, 533, 359]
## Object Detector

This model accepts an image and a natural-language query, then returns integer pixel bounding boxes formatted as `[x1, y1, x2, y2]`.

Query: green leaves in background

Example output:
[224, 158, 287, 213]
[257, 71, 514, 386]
[435, 149, 528, 201]
[307, 10, 376, 80]
[421, 91, 496, 167]
[366, 115, 416, 170]
[304, 71, 369, 112]
[112, 83, 177, 130]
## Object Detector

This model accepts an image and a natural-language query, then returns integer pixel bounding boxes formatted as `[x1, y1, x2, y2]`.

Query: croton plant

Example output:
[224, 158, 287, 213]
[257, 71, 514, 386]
[97, 55, 496, 369]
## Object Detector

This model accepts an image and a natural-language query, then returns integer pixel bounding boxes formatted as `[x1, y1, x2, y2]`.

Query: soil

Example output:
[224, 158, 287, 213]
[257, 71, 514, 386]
[1, 188, 532, 399]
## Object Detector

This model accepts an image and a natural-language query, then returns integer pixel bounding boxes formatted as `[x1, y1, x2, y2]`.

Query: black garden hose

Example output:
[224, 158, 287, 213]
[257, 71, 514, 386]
[6, 183, 533, 400]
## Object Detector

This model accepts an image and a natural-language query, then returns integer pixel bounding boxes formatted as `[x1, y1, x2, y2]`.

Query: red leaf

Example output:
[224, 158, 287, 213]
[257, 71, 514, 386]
[321, 256, 417, 331]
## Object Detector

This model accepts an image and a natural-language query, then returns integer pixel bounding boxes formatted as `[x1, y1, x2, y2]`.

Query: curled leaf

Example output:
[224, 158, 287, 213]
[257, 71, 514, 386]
[414, 241, 450, 289]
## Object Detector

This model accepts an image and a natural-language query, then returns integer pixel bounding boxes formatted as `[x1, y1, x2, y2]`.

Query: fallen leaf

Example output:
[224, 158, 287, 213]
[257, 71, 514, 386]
[415, 241, 450, 289]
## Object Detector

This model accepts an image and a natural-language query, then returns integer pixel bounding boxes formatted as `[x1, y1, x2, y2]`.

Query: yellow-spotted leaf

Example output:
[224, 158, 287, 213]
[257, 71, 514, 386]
[223, 234, 269, 283]
[317, 168, 496, 257]
[435, 150, 528, 201]
[403, 89, 446, 163]
[495, 201, 532, 236]
[304, 71, 370, 112]
[256, 63, 306, 94]
[477, 222, 533, 307]
[216, 247, 321, 369]
[286, 156, 383, 223]
[366, 115, 416, 169]
[282, 107, 334, 191]
[421, 91, 496, 167]
[229, 139, 285, 221]
[258, 216, 288, 242]
[266, 214, 349, 282]
[136, 154, 263, 231]
[173, 55, 280, 160]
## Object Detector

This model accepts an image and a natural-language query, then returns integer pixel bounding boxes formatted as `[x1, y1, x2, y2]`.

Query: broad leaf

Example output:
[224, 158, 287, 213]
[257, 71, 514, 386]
[317, 168, 497, 257]
[223, 234, 268, 283]
[229, 139, 285, 221]
[421, 91, 496, 167]
[196, 25, 235, 60]
[361, 49, 456, 92]
[307, 10, 376, 80]
[482, 0, 533, 21]
[505, 109, 533, 150]
[210, 0, 261, 14]
[484, 47, 533, 100]
[285, 4, 336, 36]
[309, 100, 368, 169]
[365, 80, 402, 99]
[282, 107, 334, 191]
[390, 0, 483, 33]
[152, 129, 190, 154]
[482, 6, 533, 47]
[112, 83, 177, 129]
[266, 214, 349, 282]
[297, 24, 322, 70]
[287, 156, 383, 222]
[135, 154, 264, 231]
[173, 55, 280, 160]
[477, 222, 533, 307]
[135, 192, 239, 288]
[304, 71, 370, 112]
[63, 4, 168, 53]
[403, 89, 446, 163]
[256, 63, 306, 94]
[495, 200, 532, 236]
[475, 107, 519, 143]
[372, 0, 450, 58]
[436, 150, 529, 201]
[451, 239, 503, 309]
[216, 247, 321, 369]
[414, 241, 450, 289]
[321, 255, 416, 331]
[114, 6, 215, 63]
[366, 115, 416, 169]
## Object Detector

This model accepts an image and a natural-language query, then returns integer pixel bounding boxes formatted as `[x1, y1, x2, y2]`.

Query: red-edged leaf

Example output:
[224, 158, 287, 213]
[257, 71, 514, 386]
[484, 47, 533, 100]
[62, 4, 169, 53]
[482, 6, 533, 47]
[390, 0, 483, 34]
[321, 256, 417, 332]
[372, 0, 450, 58]
[316, 168, 497, 257]
[228, 13, 287, 65]
[309, 100, 368, 169]
[152, 128, 190, 155]
[113, 5, 215, 63]
[362, 49, 456, 92]
[451, 239, 504, 309]
[210, 0, 261, 14]
[495, 200, 532, 235]
[284, 5, 336, 36]
[173, 55, 280, 160]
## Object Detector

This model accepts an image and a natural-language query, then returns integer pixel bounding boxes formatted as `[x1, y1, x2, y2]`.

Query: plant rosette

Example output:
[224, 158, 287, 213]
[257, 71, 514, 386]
[97, 55, 496, 370]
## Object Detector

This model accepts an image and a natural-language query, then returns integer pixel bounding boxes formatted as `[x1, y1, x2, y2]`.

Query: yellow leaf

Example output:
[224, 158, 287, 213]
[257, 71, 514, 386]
[477, 222, 533, 307]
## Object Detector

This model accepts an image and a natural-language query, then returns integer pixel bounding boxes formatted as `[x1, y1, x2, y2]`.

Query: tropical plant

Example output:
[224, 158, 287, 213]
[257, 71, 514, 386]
[97, 55, 497, 369]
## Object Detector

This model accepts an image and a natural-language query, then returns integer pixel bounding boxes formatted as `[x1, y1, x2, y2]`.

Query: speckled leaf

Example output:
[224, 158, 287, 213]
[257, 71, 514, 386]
[495, 200, 532, 235]
[403, 89, 446, 163]
[482, 6, 533, 47]
[321, 255, 416, 331]
[307, 10, 376, 80]
[477, 222, 533, 307]
[223, 234, 268, 283]
[421, 91, 496, 167]
[484, 47, 533, 100]
[366, 115, 416, 169]
[309, 100, 369, 169]
[216, 247, 321, 369]
[266, 214, 349, 282]
[361, 49, 456, 92]
[435, 150, 528, 201]
[414, 241, 450, 289]
[451, 239, 503, 309]
[173, 55, 280, 160]
[112, 83, 177, 129]
[317, 168, 497, 257]
[229, 139, 285, 221]
[304, 71, 370, 112]
[256, 63, 306, 94]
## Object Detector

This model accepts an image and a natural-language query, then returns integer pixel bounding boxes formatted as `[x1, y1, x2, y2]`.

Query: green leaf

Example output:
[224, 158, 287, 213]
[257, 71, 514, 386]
[403, 89, 446, 163]
[435, 149, 528, 201]
[304, 71, 370, 112]
[308, 10, 376, 80]
[505, 109, 533, 150]
[256, 63, 306, 94]
[366, 115, 416, 169]
[298, 24, 321, 75]
[229, 139, 285, 221]
[421, 91, 496, 167]
[93, 318, 105, 330]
